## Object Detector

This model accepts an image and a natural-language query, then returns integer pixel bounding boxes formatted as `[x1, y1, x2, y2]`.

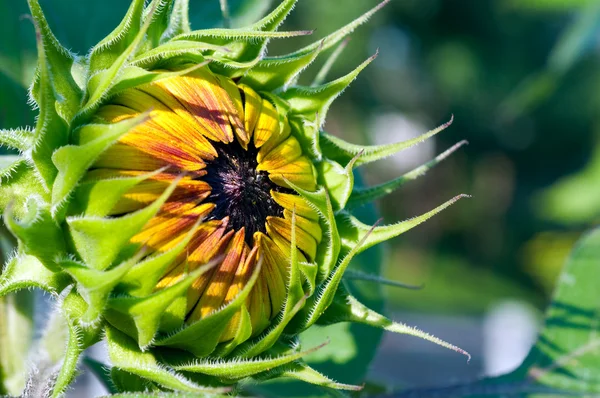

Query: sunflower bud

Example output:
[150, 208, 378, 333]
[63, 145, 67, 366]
[0, 0, 469, 393]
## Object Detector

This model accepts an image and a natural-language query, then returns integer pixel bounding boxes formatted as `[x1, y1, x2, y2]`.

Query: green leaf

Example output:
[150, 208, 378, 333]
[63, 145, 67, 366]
[0, 290, 34, 396]
[518, 227, 600, 392]
[398, 228, 600, 397]
[105, 326, 230, 394]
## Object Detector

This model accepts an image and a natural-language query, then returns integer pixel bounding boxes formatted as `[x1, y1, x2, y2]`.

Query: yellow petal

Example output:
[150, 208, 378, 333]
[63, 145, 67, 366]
[253, 99, 278, 148]
[189, 228, 246, 321]
[266, 225, 308, 264]
[155, 219, 225, 289]
[239, 84, 262, 140]
[268, 156, 317, 191]
[95, 143, 169, 171]
[155, 69, 235, 143]
[266, 216, 317, 260]
[257, 119, 291, 163]
[283, 209, 322, 243]
[216, 75, 248, 148]
[270, 191, 320, 221]
[255, 232, 287, 315]
[256, 136, 301, 171]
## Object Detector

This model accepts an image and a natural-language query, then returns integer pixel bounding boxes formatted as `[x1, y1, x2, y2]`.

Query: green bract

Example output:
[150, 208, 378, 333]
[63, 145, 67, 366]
[0, 0, 469, 395]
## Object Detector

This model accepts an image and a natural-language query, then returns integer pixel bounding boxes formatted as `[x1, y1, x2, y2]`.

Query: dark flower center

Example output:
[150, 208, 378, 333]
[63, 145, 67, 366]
[204, 140, 289, 244]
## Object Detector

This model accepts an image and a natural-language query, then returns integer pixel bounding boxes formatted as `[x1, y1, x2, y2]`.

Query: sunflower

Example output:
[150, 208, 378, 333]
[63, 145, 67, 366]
[0, 0, 469, 394]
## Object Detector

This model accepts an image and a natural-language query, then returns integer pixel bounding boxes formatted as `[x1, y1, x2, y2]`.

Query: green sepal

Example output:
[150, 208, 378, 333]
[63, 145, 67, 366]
[173, 29, 313, 45]
[289, 116, 322, 161]
[284, 183, 340, 280]
[46, 294, 86, 398]
[0, 157, 27, 186]
[320, 116, 454, 168]
[233, 212, 307, 358]
[30, 21, 68, 189]
[66, 176, 179, 271]
[161, 0, 191, 42]
[144, 0, 175, 49]
[105, 326, 230, 394]
[316, 155, 359, 211]
[70, 168, 166, 218]
[132, 41, 226, 69]
[118, 216, 204, 297]
[240, 45, 322, 92]
[294, 214, 377, 331]
[257, 360, 362, 392]
[282, 53, 377, 125]
[81, 1, 157, 120]
[0, 254, 69, 296]
[179, 0, 299, 63]
[347, 140, 468, 210]
[4, 197, 66, 271]
[111, 368, 159, 393]
[154, 258, 262, 357]
[88, 0, 146, 73]
[57, 252, 142, 325]
[174, 341, 327, 380]
[0, 161, 47, 218]
[312, 38, 350, 87]
[108, 259, 217, 349]
[61, 291, 104, 348]
[283, 0, 389, 60]
[319, 287, 471, 360]
[108, 62, 211, 97]
[336, 194, 469, 256]
[27, 0, 82, 123]
[0, 129, 33, 152]
[211, 306, 252, 357]
[52, 114, 150, 213]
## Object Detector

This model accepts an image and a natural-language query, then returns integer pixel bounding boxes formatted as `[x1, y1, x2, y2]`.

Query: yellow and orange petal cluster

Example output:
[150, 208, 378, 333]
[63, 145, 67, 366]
[87, 67, 323, 340]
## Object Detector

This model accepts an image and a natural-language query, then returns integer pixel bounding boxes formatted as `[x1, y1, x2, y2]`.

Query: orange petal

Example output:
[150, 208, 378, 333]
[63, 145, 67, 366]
[155, 69, 235, 144]
[188, 228, 246, 321]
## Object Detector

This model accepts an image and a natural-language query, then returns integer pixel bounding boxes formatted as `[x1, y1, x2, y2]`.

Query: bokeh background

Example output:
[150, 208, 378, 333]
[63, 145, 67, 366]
[1, 0, 599, 395]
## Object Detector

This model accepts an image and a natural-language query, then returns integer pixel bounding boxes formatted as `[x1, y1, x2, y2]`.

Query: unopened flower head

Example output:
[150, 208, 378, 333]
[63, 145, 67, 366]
[0, 0, 469, 392]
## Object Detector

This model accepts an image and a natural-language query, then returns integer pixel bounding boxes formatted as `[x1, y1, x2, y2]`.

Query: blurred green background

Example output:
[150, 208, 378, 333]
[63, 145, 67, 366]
[1, 0, 599, 393]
